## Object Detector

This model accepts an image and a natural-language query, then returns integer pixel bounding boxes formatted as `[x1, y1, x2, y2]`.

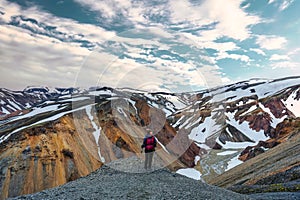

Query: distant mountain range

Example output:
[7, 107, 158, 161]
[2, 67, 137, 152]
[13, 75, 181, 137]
[0, 76, 299, 199]
[0, 86, 79, 116]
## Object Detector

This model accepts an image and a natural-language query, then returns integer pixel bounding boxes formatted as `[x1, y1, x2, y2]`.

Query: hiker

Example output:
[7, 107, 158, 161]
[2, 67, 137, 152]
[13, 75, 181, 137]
[141, 131, 157, 170]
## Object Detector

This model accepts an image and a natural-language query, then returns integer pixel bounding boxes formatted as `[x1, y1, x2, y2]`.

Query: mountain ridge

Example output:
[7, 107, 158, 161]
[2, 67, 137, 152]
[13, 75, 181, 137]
[0, 76, 299, 198]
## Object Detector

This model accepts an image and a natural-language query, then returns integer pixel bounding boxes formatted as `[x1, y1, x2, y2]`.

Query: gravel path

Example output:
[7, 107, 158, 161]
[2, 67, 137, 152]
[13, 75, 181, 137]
[10, 156, 252, 200]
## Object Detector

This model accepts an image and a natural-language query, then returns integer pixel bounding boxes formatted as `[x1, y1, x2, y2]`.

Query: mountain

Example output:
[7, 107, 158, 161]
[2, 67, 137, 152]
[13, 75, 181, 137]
[207, 119, 300, 195]
[0, 87, 79, 119]
[171, 76, 300, 178]
[0, 87, 199, 199]
[0, 76, 299, 199]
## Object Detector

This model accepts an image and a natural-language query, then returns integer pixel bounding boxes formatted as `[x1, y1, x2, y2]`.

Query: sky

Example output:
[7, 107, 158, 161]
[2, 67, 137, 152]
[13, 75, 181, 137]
[0, 0, 299, 92]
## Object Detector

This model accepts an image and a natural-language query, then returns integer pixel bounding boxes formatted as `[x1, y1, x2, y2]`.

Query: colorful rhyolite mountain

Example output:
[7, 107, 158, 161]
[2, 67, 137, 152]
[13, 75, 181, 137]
[0, 76, 299, 199]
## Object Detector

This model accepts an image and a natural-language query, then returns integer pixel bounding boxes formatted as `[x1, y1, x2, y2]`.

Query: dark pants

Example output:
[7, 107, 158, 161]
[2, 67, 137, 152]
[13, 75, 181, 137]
[144, 151, 154, 169]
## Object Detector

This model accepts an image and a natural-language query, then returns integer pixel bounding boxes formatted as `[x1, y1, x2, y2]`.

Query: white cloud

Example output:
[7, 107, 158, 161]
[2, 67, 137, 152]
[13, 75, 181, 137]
[176, 31, 252, 66]
[268, 0, 276, 4]
[0, 25, 91, 89]
[72, 0, 265, 79]
[169, 0, 261, 41]
[279, 0, 295, 11]
[288, 48, 300, 56]
[179, 32, 240, 54]
[0, 0, 21, 23]
[256, 35, 287, 50]
[0, 0, 121, 90]
[0, 0, 226, 92]
[271, 61, 298, 69]
[73, 0, 132, 19]
[268, 0, 295, 11]
[74, 0, 261, 41]
[2, 0, 296, 92]
[80, 54, 218, 92]
[73, 0, 151, 25]
[75, 34, 225, 92]
[0, 0, 116, 43]
[0, 2, 100, 89]
[205, 41, 240, 52]
[270, 54, 290, 61]
[249, 48, 266, 56]
[216, 52, 250, 63]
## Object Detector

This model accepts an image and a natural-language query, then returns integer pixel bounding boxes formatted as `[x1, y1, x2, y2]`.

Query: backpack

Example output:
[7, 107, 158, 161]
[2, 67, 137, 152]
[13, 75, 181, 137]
[145, 136, 155, 151]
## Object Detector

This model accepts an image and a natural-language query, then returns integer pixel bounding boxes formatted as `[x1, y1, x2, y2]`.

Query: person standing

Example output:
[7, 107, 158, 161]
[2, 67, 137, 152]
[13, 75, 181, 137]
[141, 131, 156, 170]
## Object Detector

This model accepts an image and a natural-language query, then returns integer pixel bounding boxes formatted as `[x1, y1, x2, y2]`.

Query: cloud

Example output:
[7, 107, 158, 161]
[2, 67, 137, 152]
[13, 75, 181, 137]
[2, 0, 297, 92]
[0, 0, 21, 23]
[249, 48, 266, 56]
[74, 29, 225, 92]
[72, 0, 266, 79]
[271, 61, 298, 69]
[0, 0, 120, 90]
[169, 0, 261, 41]
[73, 0, 156, 26]
[74, 0, 261, 41]
[279, 0, 295, 11]
[78, 52, 221, 92]
[0, 1, 98, 89]
[268, 0, 295, 11]
[288, 48, 300, 56]
[0, 0, 227, 92]
[270, 54, 290, 61]
[256, 35, 287, 50]
[268, 0, 276, 4]
[73, 0, 132, 19]
[0, 0, 116, 43]
[0, 25, 91, 89]
[179, 32, 240, 52]
[216, 52, 250, 63]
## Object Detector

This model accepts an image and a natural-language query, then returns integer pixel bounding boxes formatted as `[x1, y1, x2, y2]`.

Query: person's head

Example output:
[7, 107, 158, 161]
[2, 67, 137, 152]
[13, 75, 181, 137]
[149, 131, 153, 136]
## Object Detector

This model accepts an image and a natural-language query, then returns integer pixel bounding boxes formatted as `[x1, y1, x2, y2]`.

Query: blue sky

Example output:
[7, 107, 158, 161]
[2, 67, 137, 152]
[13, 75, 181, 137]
[0, 0, 299, 92]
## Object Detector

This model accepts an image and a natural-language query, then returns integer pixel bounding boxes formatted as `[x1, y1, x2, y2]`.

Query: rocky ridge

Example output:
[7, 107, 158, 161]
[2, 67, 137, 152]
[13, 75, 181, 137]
[9, 157, 251, 200]
[8, 156, 300, 200]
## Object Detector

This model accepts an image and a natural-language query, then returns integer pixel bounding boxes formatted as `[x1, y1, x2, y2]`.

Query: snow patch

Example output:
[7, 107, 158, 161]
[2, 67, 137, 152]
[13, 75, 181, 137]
[1, 107, 10, 114]
[8, 104, 62, 123]
[194, 143, 211, 150]
[7, 99, 22, 110]
[117, 107, 128, 118]
[155, 137, 170, 154]
[188, 114, 221, 143]
[86, 106, 105, 163]
[226, 155, 243, 171]
[59, 96, 90, 102]
[217, 150, 238, 156]
[284, 90, 300, 117]
[194, 156, 200, 165]
[88, 89, 115, 96]
[176, 168, 202, 180]
[222, 141, 256, 149]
